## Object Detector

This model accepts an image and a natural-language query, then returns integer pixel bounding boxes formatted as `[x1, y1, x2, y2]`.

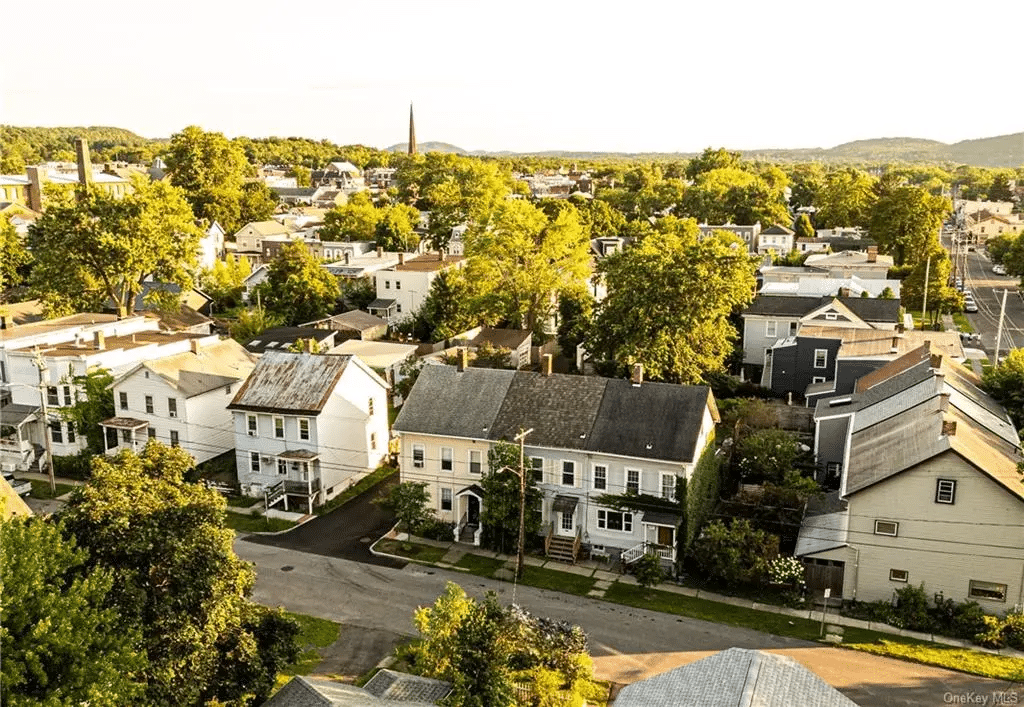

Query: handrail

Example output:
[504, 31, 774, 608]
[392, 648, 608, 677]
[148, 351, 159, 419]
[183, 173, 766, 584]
[454, 512, 469, 542]
[544, 521, 554, 555]
[572, 525, 582, 562]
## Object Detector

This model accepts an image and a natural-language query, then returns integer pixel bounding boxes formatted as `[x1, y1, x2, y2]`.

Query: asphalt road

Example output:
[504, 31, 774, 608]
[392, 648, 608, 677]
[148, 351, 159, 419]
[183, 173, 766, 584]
[237, 540, 1024, 707]
[958, 248, 1024, 357]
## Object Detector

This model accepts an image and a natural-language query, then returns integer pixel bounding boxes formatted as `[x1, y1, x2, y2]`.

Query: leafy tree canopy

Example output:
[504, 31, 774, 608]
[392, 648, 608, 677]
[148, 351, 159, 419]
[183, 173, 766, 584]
[815, 168, 877, 229]
[480, 442, 543, 554]
[869, 185, 950, 267]
[0, 218, 31, 299]
[255, 240, 340, 326]
[983, 349, 1024, 429]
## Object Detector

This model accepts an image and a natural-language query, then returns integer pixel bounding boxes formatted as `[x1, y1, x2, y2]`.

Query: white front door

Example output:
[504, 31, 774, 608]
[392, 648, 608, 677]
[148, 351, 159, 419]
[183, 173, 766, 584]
[558, 510, 575, 537]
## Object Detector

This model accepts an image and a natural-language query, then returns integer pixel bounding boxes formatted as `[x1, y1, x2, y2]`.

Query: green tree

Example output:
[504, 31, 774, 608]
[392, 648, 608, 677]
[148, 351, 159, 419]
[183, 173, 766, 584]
[1, 516, 146, 706]
[374, 481, 433, 535]
[556, 288, 594, 364]
[0, 219, 31, 298]
[689, 519, 776, 587]
[238, 182, 277, 225]
[374, 203, 421, 251]
[633, 552, 665, 591]
[734, 428, 803, 484]
[786, 163, 826, 210]
[793, 213, 815, 240]
[480, 442, 543, 555]
[588, 218, 758, 383]
[815, 168, 877, 229]
[901, 251, 961, 324]
[288, 165, 311, 187]
[28, 178, 202, 317]
[679, 166, 789, 226]
[465, 200, 590, 335]
[412, 269, 477, 342]
[685, 147, 742, 180]
[230, 302, 285, 343]
[60, 443, 300, 706]
[869, 186, 949, 267]
[60, 367, 115, 455]
[165, 126, 254, 233]
[318, 191, 381, 242]
[983, 348, 1024, 429]
[256, 240, 340, 326]
[199, 255, 252, 310]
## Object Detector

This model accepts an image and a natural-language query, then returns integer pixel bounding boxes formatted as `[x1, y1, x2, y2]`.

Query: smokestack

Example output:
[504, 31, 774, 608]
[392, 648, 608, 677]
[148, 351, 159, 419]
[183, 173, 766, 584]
[0, 314, 9, 330]
[890, 336, 899, 353]
[344, 252, 350, 265]
[190, 339, 201, 354]
[867, 246, 878, 263]
[75, 138, 93, 191]
[631, 363, 643, 387]
[376, 246, 383, 258]
[398, 253, 405, 265]
[93, 331, 105, 350]
[930, 353, 943, 369]
[542, 353, 553, 377]
[457, 347, 468, 372]
[26, 166, 44, 212]
[839, 287, 850, 298]
[942, 420, 957, 437]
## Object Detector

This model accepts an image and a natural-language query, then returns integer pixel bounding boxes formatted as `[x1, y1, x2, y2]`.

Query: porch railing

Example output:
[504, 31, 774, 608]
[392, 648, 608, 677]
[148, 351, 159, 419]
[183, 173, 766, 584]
[454, 512, 469, 543]
[621, 541, 675, 565]
[544, 521, 554, 555]
[265, 481, 286, 509]
[572, 525, 582, 562]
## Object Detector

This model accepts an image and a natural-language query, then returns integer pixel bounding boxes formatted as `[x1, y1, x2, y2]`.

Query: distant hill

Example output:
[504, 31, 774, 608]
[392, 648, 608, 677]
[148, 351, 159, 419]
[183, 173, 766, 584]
[385, 141, 467, 154]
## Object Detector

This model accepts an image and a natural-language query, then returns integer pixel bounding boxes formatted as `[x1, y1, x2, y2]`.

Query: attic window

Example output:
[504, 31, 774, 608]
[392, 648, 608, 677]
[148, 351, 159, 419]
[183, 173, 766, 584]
[825, 313, 838, 321]
[829, 397, 852, 407]
[250, 340, 262, 346]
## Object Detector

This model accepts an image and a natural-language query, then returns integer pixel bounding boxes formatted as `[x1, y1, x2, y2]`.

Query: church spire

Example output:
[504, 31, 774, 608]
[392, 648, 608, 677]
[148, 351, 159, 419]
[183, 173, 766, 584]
[408, 103, 417, 156]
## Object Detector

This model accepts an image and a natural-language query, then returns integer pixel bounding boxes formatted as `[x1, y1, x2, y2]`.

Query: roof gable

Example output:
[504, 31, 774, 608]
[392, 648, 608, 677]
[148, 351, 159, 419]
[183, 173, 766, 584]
[488, 372, 609, 449]
[228, 351, 350, 415]
[392, 365, 515, 439]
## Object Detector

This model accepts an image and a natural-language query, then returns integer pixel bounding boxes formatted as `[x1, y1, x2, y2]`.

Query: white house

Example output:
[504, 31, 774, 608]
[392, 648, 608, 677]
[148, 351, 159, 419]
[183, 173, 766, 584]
[756, 224, 795, 255]
[367, 253, 466, 324]
[393, 357, 719, 565]
[227, 351, 389, 511]
[198, 221, 226, 271]
[101, 338, 256, 463]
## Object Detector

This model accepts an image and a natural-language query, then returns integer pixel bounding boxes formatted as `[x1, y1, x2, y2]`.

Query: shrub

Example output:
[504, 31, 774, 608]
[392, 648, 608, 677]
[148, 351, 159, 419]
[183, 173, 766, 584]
[689, 519, 776, 587]
[891, 583, 932, 631]
[52, 451, 93, 481]
[767, 556, 805, 587]
[843, 599, 894, 623]
[633, 553, 665, 590]
[975, 615, 1006, 648]
[413, 517, 455, 542]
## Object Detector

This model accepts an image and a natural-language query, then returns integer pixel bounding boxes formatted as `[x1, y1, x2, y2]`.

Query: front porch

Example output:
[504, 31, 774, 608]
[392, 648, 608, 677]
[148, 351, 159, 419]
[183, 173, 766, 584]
[264, 450, 322, 515]
[0, 403, 43, 472]
[453, 484, 483, 546]
[100, 417, 150, 455]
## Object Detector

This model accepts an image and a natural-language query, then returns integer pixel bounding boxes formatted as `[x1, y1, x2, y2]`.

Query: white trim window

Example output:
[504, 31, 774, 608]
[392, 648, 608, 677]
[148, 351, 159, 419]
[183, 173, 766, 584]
[299, 418, 310, 441]
[969, 580, 1007, 602]
[277, 459, 287, 475]
[626, 469, 641, 494]
[247, 414, 258, 437]
[440, 487, 453, 512]
[274, 416, 285, 439]
[168, 397, 178, 418]
[597, 509, 633, 532]
[661, 473, 676, 500]
[889, 569, 909, 583]
[440, 447, 453, 472]
[530, 456, 544, 483]
[145, 395, 154, 414]
[561, 460, 575, 487]
[874, 520, 898, 537]
[170, 430, 179, 448]
[250, 451, 260, 473]
[593, 464, 607, 491]
[412, 444, 425, 468]
[119, 391, 128, 410]
[935, 479, 956, 504]
[812, 376, 826, 384]
[814, 349, 828, 369]
[469, 449, 482, 474]
[765, 320, 777, 337]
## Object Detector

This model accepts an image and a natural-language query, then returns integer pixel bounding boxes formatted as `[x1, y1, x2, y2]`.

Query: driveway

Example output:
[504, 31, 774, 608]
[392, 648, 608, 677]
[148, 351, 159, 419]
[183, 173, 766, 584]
[237, 540, 1024, 707]
[245, 473, 405, 568]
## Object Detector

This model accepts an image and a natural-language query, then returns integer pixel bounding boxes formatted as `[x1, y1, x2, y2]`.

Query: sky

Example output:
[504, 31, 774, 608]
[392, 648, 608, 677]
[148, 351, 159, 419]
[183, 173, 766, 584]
[3, 0, 1022, 154]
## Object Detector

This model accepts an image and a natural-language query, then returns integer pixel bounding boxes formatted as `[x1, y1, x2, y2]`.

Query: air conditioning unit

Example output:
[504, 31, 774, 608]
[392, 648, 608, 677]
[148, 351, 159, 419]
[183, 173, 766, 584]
[247, 430, 257, 437]
[168, 411, 177, 418]
[261, 456, 274, 464]
[1, 463, 16, 473]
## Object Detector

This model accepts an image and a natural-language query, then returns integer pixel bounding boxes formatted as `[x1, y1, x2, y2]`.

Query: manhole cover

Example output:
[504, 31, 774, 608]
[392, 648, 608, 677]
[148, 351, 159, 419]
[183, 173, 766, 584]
[281, 565, 294, 572]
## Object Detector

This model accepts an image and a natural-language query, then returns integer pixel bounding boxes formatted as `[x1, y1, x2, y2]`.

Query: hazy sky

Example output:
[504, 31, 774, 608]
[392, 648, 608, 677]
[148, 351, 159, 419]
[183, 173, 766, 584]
[3, 0, 1021, 153]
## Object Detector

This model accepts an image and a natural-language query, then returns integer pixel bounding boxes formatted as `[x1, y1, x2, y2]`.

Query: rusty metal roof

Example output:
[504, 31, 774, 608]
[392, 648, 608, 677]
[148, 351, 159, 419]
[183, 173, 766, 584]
[228, 351, 351, 415]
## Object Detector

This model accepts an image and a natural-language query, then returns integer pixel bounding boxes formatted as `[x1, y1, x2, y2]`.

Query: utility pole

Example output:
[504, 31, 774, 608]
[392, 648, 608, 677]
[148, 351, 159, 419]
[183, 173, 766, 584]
[920, 256, 931, 329]
[512, 427, 534, 583]
[994, 289, 1009, 366]
[32, 350, 56, 495]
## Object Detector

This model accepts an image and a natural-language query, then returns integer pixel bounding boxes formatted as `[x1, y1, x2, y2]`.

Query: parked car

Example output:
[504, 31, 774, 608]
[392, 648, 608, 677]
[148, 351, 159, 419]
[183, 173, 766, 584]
[959, 331, 982, 346]
[993, 263, 1007, 276]
[2, 472, 32, 498]
[964, 300, 978, 313]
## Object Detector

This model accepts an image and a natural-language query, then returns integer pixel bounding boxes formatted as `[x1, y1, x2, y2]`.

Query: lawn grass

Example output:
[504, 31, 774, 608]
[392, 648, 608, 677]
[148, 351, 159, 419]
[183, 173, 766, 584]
[454, 553, 505, 577]
[280, 611, 342, 677]
[520, 565, 596, 596]
[29, 480, 76, 499]
[846, 640, 1024, 682]
[374, 538, 448, 564]
[952, 312, 974, 333]
[224, 493, 262, 508]
[224, 511, 297, 533]
[315, 464, 397, 515]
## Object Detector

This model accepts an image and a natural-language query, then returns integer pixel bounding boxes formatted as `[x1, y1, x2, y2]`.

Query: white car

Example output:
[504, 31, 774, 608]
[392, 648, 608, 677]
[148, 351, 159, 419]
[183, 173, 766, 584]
[993, 264, 1007, 276]
[2, 472, 32, 498]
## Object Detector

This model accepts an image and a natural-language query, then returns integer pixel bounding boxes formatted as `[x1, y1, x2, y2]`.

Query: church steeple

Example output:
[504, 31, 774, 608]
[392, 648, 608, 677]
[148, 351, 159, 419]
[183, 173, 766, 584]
[408, 103, 417, 156]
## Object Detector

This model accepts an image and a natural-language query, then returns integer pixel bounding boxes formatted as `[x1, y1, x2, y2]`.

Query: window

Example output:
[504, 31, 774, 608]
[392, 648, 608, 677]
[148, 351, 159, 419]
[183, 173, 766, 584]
[274, 417, 285, 439]
[814, 349, 828, 369]
[50, 420, 62, 443]
[969, 580, 1007, 602]
[812, 376, 826, 383]
[396, 303, 402, 313]
[561, 511, 574, 531]
[299, 418, 309, 440]
[48, 386, 59, 406]
[765, 320, 777, 337]
[250, 452, 260, 473]
[277, 459, 288, 476]
[63, 385, 72, 405]
[370, 432, 377, 450]
[561, 460, 575, 486]
[531, 456, 543, 482]
[368, 398, 374, 416]
[385, 280, 390, 289]
[413, 444, 424, 468]
[626, 469, 640, 494]
[890, 569, 909, 583]
[874, 520, 898, 536]
[440, 487, 452, 512]
[145, 395, 154, 414]
[469, 450, 482, 474]
[121, 429, 132, 443]
[593, 465, 607, 490]
[395, 281, 401, 290]
[661, 474, 676, 500]
[826, 461, 842, 478]
[825, 312, 838, 321]
[148, 427, 156, 440]
[170, 430, 179, 448]
[440, 447, 453, 472]
[597, 509, 633, 532]
[66, 423, 75, 444]
[168, 398, 177, 418]
[935, 479, 957, 504]
[247, 415, 258, 436]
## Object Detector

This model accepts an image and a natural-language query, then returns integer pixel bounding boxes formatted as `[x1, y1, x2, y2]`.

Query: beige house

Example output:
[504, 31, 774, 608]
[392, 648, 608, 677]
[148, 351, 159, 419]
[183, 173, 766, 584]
[965, 211, 1024, 244]
[800, 346, 1024, 607]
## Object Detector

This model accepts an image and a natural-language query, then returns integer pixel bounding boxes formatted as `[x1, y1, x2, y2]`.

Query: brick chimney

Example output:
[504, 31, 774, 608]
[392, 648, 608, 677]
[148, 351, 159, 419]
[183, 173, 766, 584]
[631, 363, 643, 387]
[542, 353, 553, 376]
[457, 347, 468, 372]
[890, 336, 900, 353]
[344, 252, 351, 265]
[93, 331, 105, 350]
[930, 353, 943, 369]
[867, 246, 878, 263]
[376, 246, 383, 258]
[839, 287, 851, 298]
[398, 253, 405, 266]
[75, 137, 92, 191]
[26, 166, 44, 212]
[190, 338, 201, 354]
[942, 420, 957, 437]
[0, 313, 9, 330]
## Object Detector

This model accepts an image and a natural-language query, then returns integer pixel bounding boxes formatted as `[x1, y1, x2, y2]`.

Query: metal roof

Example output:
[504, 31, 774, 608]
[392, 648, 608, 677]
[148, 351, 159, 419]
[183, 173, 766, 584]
[228, 351, 351, 415]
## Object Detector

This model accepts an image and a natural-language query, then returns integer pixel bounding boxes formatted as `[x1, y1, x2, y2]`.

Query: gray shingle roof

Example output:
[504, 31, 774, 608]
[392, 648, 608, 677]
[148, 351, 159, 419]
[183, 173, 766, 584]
[392, 365, 515, 439]
[488, 371, 608, 449]
[245, 327, 336, 355]
[262, 674, 447, 706]
[587, 380, 712, 462]
[614, 648, 858, 707]
[228, 351, 350, 415]
[745, 295, 899, 323]
[363, 669, 451, 702]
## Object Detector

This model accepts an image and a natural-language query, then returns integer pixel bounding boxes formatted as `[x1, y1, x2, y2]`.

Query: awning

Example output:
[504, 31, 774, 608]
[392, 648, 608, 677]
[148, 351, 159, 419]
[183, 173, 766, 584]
[100, 417, 149, 430]
[366, 298, 397, 311]
[643, 510, 682, 526]
[0, 404, 39, 427]
[456, 484, 484, 498]
[278, 449, 320, 461]
[552, 495, 578, 514]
